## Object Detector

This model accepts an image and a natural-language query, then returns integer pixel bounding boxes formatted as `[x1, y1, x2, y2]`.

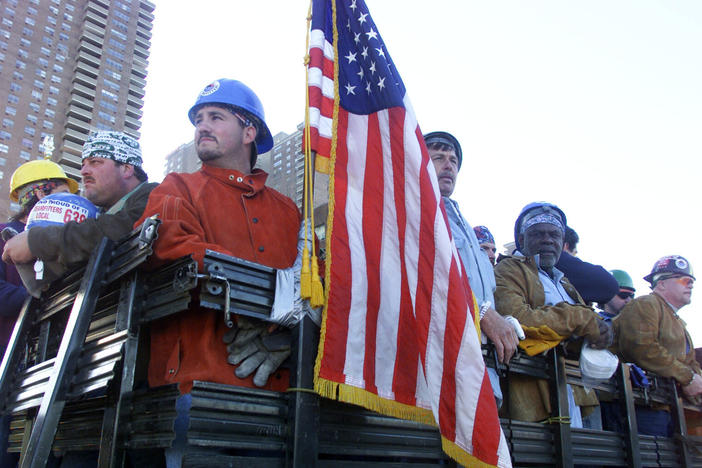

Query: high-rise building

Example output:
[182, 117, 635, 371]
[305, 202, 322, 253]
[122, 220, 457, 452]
[0, 0, 154, 218]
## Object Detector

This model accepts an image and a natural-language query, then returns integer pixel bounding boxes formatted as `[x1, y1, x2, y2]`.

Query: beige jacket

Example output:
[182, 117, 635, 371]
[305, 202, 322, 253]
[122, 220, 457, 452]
[614, 292, 699, 386]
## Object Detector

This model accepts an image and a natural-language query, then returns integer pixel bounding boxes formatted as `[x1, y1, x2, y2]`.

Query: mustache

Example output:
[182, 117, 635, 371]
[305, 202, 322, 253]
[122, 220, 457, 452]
[198, 133, 216, 144]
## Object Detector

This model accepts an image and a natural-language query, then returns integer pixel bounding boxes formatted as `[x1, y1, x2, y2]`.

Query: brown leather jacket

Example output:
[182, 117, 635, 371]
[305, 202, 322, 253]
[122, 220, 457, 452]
[614, 292, 700, 385]
[494, 255, 601, 341]
[494, 255, 602, 422]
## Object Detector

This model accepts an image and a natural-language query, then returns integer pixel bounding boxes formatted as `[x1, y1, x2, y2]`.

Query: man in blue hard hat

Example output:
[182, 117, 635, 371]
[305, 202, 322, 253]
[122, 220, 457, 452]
[136, 78, 302, 466]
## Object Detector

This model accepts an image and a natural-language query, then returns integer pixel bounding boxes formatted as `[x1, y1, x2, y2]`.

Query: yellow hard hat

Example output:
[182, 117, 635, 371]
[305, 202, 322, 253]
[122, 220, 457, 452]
[9, 160, 79, 202]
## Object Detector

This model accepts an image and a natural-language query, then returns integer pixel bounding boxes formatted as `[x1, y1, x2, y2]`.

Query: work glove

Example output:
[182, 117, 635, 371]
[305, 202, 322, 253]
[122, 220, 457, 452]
[223, 316, 292, 387]
[588, 319, 614, 349]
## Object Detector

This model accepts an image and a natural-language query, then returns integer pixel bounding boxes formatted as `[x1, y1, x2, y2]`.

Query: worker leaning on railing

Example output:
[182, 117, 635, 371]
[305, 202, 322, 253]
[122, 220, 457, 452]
[614, 255, 700, 437]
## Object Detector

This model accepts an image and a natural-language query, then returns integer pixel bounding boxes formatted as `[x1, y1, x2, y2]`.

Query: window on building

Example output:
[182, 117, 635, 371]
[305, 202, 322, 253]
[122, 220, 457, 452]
[29, 102, 39, 112]
[59, 32, 68, 41]
[25, 17, 35, 27]
[53, 64, 63, 73]
[21, 138, 32, 150]
[63, 13, 73, 22]
[103, 78, 120, 91]
[0, 29, 9, 39]
[0, 144, 8, 154]
[106, 48, 124, 60]
[0, 157, 6, 166]
[105, 58, 122, 71]
[65, 4, 75, 12]
[9, 82, 21, 92]
[27, 115, 37, 124]
[27, 6, 37, 15]
[45, 108, 55, 118]
[42, 36, 52, 46]
[47, 16, 56, 26]
[21, 27, 32, 36]
[15, 59, 26, 69]
[49, 86, 59, 95]
[2, 118, 13, 128]
[96, 122, 111, 131]
[98, 111, 116, 123]
[49, 5, 59, 15]
[56, 54, 65, 63]
[20, 150, 30, 160]
[20, 38, 30, 47]
[114, 10, 129, 22]
[112, 19, 128, 32]
[0, 40, 7, 50]
[38, 57, 48, 68]
[47, 97, 57, 106]
[111, 29, 127, 41]
[34, 79, 44, 89]
[0, 132, 12, 141]
[17, 49, 28, 59]
[1, 18, 12, 27]
[7, 95, 19, 104]
[105, 69, 121, 80]
[50, 75, 61, 84]
[40, 47, 50, 56]
[12, 71, 23, 80]
[101, 89, 119, 101]
[36, 68, 46, 78]
[25, 126, 35, 136]
[45, 25, 54, 36]
[62, 22, 71, 32]
[5, 106, 16, 116]
[108, 39, 125, 50]
[42, 120, 53, 129]
[100, 100, 117, 112]
[31, 90, 41, 100]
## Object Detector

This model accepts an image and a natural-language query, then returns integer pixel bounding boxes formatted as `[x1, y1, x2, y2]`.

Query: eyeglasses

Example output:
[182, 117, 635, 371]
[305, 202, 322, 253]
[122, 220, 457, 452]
[617, 291, 635, 300]
[671, 276, 694, 287]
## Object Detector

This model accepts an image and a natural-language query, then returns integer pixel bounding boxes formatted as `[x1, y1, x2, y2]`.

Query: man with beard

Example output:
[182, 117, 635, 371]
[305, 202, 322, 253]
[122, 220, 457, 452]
[493, 202, 613, 425]
[136, 78, 301, 393]
[3, 131, 155, 275]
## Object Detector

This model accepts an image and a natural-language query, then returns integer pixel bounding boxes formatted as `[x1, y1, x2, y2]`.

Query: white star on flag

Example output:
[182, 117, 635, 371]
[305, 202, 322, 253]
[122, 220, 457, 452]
[345, 83, 356, 95]
[345, 51, 357, 64]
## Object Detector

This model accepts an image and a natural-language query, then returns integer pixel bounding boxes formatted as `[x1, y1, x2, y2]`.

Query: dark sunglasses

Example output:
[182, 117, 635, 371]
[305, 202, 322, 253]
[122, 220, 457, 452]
[617, 291, 635, 300]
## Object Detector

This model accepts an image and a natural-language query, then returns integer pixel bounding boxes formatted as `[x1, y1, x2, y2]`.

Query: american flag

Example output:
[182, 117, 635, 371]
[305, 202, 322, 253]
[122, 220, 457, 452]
[308, 1, 511, 467]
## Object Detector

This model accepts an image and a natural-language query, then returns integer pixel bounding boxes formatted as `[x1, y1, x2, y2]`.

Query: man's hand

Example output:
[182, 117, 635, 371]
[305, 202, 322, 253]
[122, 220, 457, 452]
[2, 230, 35, 264]
[224, 316, 291, 387]
[683, 374, 702, 398]
[481, 307, 519, 364]
[588, 319, 614, 349]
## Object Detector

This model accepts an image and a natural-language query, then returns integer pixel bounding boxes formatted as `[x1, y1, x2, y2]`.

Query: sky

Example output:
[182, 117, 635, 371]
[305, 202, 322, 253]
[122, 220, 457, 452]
[139, 1, 702, 341]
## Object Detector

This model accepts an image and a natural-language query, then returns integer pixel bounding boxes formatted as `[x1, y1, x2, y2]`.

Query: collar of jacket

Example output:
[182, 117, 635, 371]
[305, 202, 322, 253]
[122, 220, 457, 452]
[201, 165, 270, 196]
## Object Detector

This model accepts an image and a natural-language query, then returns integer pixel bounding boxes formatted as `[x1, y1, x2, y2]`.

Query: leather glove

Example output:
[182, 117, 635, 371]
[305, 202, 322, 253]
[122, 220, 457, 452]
[223, 317, 291, 387]
[588, 319, 614, 349]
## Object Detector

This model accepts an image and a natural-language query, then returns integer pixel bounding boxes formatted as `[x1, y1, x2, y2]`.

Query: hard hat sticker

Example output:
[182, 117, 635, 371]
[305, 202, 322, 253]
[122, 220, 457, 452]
[200, 81, 220, 96]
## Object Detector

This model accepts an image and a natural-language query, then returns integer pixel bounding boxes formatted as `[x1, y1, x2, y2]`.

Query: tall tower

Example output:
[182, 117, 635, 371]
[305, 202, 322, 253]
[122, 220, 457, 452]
[0, 0, 155, 218]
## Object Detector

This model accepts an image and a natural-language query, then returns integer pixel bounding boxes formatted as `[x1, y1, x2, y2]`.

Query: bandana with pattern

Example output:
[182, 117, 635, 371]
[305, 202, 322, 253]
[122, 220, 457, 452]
[82, 131, 143, 167]
[473, 225, 495, 244]
[520, 213, 564, 234]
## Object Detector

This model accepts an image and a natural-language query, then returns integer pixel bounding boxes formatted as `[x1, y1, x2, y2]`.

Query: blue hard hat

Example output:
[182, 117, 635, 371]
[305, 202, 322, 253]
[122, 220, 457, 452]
[26, 193, 98, 230]
[513, 202, 567, 252]
[188, 79, 274, 154]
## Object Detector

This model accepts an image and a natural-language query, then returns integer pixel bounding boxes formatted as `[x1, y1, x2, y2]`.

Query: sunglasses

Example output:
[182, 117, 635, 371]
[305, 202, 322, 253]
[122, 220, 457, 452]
[617, 291, 635, 300]
[671, 276, 695, 287]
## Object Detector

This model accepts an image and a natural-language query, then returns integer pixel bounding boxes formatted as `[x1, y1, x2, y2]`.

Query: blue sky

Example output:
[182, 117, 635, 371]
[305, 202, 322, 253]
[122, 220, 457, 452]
[141, 1, 702, 340]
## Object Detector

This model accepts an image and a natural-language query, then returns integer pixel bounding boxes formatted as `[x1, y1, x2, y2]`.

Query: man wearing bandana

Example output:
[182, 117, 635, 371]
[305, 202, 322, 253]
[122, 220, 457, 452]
[614, 255, 700, 436]
[2, 131, 156, 275]
[473, 225, 497, 266]
[494, 202, 613, 425]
